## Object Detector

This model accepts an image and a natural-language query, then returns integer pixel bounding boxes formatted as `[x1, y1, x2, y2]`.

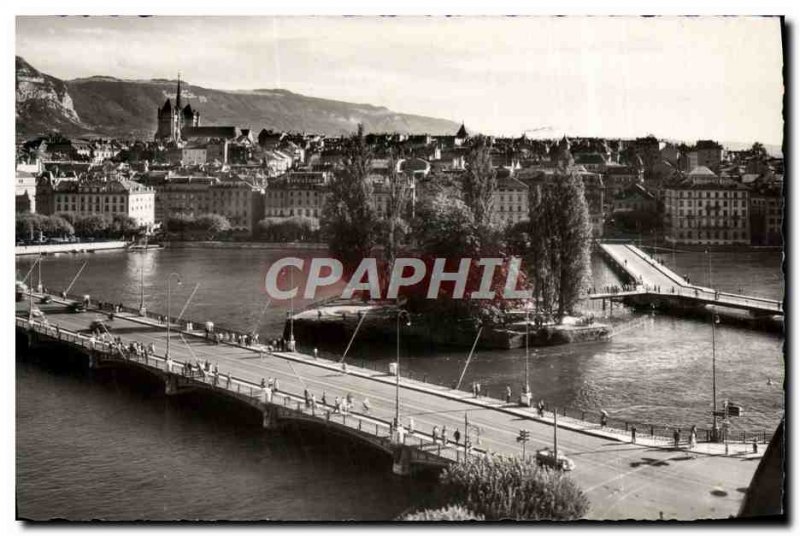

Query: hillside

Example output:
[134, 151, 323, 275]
[15, 56, 460, 140]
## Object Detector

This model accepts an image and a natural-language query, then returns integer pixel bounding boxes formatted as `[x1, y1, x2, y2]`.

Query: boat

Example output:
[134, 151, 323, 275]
[128, 243, 165, 251]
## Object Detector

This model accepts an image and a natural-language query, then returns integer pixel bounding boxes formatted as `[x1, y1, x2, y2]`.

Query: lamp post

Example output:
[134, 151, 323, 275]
[166, 272, 182, 358]
[711, 310, 720, 442]
[395, 306, 411, 427]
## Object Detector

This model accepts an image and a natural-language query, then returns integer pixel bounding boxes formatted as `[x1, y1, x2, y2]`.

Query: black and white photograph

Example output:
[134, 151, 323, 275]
[9, 7, 788, 524]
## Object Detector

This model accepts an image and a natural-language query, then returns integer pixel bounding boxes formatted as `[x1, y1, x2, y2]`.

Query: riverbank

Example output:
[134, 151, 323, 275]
[167, 241, 328, 251]
[15, 240, 131, 256]
[288, 301, 611, 350]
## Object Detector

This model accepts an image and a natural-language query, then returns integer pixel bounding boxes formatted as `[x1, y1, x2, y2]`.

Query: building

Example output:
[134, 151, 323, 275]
[602, 164, 643, 205]
[154, 75, 235, 144]
[16, 171, 37, 213]
[154, 176, 264, 232]
[37, 178, 156, 228]
[610, 183, 657, 214]
[685, 140, 724, 172]
[182, 143, 208, 166]
[493, 176, 529, 226]
[574, 166, 605, 237]
[749, 178, 783, 246]
[264, 171, 331, 221]
[663, 166, 750, 246]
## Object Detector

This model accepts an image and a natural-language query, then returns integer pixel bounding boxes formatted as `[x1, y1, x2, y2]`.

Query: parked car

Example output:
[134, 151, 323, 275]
[535, 447, 575, 471]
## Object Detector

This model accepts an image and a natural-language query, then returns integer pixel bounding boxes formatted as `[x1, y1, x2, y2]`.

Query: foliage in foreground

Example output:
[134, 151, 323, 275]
[400, 504, 485, 521]
[436, 455, 590, 521]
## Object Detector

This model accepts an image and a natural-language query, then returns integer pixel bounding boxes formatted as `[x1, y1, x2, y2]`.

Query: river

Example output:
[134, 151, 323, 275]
[16, 246, 784, 520]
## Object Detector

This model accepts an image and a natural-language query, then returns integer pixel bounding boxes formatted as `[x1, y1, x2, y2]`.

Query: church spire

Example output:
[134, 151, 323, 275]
[176, 71, 182, 111]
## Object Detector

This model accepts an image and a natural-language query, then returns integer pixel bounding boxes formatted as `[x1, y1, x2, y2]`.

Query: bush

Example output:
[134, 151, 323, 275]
[255, 216, 320, 242]
[436, 455, 589, 520]
[401, 504, 484, 521]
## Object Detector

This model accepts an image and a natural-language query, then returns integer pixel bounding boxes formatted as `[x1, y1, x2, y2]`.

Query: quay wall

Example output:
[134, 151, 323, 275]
[168, 241, 328, 251]
[15, 240, 130, 256]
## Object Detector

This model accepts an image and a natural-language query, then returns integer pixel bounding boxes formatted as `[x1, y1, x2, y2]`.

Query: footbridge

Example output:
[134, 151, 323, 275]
[594, 243, 783, 322]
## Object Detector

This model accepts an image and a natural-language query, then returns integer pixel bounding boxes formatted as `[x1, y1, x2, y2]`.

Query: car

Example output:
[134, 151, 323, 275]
[29, 307, 45, 319]
[69, 302, 87, 313]
[39, 295, 53, 304]
[535, 447, 575, 471]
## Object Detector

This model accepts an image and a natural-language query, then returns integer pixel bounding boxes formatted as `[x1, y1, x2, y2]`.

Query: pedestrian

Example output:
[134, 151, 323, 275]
[313, 348, 318, 359]
[304, 388, 310, 407]
[346, 392, 353, 410]
[442, 425, 448, 444]
[274, 379, 280, 392]
[432, 425, 440, 443]
[408, 416, 415, 433]
[631, 425, 637, 444]
[673, 428, 681, 449]
[334, 396, 341, 413]
[260, 378, 266, 388]
[454, 428, 461, 445]
[538, 399, 545, 418]
[476, 382, 481, 398]
[505, 385, 512, 404]
[362, 397, 370, 413]
[600, 410, 608, 427]
[689, 425, 697, 450]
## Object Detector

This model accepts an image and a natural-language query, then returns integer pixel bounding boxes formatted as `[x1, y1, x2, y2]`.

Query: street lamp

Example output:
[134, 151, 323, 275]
[395, 306, 411, 427]
[711, 309, 720, 442]
[166, 272, 182, 358]
[523, 305, 533, 405]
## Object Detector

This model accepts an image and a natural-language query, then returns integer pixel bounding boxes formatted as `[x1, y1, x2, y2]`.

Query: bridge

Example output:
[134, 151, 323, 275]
[594, 243, 783, 319]
[16, 290, 766, 520]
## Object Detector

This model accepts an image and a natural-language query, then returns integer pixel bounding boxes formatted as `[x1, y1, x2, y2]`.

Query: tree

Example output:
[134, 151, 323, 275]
[378, 148, 412, 274]
[413, 191, 481, 259]
[436, 455, 589, 521]
[321, 123, 377, 271]
[47, 215, 74, 237]
[256, 216, 319, 242]
[195, 213, 231, 240]
[74, 214, 111, 238]
[525, 172, 592, 321]
[462, 135, 498, 235]
[111, 214, 139, 237]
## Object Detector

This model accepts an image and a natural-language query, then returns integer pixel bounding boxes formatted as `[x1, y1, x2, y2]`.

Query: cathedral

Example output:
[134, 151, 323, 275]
[154, 75, 200, 143]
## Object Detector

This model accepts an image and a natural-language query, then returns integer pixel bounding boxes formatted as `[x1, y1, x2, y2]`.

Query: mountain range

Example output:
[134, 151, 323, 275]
[15, 56, 461, 140]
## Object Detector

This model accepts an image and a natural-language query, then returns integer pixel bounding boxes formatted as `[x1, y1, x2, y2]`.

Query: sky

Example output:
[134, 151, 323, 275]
[15, 15, 784, 145]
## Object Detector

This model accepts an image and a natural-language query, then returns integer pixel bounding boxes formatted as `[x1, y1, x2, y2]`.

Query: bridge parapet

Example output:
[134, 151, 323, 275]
[15, 315, 473, 474]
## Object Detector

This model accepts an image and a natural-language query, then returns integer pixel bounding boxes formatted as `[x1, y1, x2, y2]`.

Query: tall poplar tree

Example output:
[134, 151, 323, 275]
[321, 124, 377, 271]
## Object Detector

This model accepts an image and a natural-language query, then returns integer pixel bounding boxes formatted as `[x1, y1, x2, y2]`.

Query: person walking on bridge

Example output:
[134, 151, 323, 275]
[304, 388, 310, 407]
[362, 397, 370, 414]
[454, 428, 461, 446]
[505, 385, 512, 404]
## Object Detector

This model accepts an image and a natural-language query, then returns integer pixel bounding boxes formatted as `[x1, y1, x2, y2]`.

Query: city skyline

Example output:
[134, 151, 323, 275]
[16, 15, 784, 146]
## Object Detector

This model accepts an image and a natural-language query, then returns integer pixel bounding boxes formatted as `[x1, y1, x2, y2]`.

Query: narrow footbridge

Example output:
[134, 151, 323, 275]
[594, 243, 783, 318]
[15, 291, 764, 520]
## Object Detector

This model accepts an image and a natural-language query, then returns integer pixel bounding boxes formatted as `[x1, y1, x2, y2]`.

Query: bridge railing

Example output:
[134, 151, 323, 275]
[544, 403, 770, 445]
[18, 316, 483, 464]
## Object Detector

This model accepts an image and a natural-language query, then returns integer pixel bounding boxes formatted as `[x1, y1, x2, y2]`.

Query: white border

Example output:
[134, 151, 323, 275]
[2, 2, 795, 536]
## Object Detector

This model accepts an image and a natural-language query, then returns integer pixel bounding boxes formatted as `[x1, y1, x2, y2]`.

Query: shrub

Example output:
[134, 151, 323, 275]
[437, 455, 589, 520]
[401, 504, 484, 521]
